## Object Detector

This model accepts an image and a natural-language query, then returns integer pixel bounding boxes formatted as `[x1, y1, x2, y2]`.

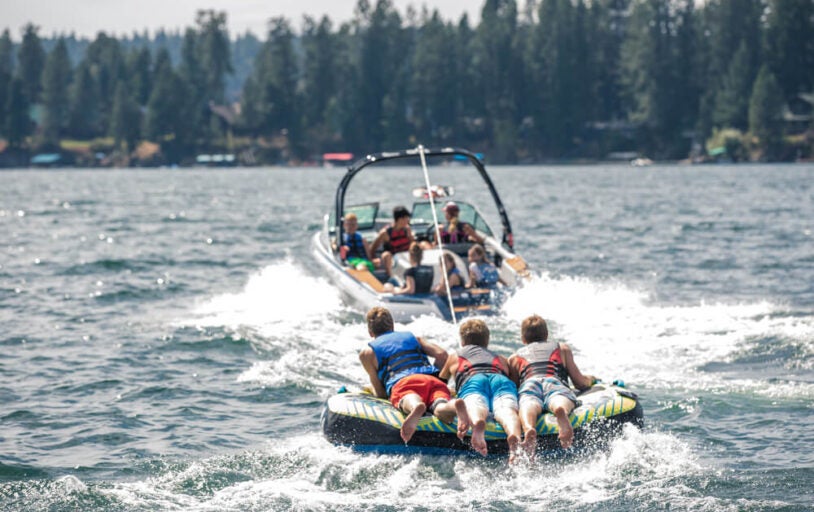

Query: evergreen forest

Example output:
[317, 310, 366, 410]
[0, 0, 813, 167]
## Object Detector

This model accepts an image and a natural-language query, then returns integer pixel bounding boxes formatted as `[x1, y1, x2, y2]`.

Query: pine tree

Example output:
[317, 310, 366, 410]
[713, 41, 753, 130]
[40, 39, 72, 147]
[749, 65, 784, 160]
[474, 0, 520, 161]
[765, 0, 814, 98]
[67, 62, 100, 139]
[109, 81, 140, 151]
[0, 29, 13, 136]
[17, 24, 46, 105]
[5, 77, 31, 147]
[301, 15, 338, 150]
[410, 11, 457, 144]
[126, 47, 153, 105]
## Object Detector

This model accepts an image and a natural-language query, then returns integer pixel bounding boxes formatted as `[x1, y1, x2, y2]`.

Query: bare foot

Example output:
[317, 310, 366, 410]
[470, 420, 488, 456]
[401, 402, 427, 443]
[555, 410, 574, 449]
[507, 434, 520, 464]
[520, 428, 537, 458]
[454, 399, 471, 440]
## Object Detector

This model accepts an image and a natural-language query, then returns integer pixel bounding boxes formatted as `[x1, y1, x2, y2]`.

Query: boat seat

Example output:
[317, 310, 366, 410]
[346, 268, 387, 293]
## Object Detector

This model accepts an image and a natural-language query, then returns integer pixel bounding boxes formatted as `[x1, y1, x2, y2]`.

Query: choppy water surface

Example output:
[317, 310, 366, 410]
[1, 164, 812, 511]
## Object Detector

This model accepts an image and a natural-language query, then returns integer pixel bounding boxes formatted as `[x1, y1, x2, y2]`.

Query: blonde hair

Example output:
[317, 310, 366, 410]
[408, 242, 423, 265]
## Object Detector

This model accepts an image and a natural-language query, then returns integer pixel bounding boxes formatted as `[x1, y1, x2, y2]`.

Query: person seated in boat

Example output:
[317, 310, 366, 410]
[421, 201, 483, 249]
[385, 242, 434, 295]
[467, 244, 504, 288]
[339, 213, 374, 272]
[369, 205, 414, 278]
[433, 252, 465, 297]
[358, 306, 471, 443]
[508, 314, 597, 455]
[439, 319, 523, 462]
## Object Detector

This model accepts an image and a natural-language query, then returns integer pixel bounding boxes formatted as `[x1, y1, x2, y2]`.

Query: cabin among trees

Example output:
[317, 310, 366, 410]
[0, 0, 812, 167]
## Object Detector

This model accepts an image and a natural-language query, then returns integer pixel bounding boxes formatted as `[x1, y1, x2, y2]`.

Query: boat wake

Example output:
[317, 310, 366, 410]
[503, 271, 814, 400]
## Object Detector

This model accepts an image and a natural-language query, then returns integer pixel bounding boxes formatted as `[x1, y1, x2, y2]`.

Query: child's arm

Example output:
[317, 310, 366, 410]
[359, 347, 388, 399]
[560, 343, 596, 390]
[438, 352, 458, 381]
[418, 337, 448, 370]
[506, 354, 521, 385]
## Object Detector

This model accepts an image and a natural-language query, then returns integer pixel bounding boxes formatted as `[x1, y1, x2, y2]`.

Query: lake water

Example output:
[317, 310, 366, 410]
[1, 164, 812, 511]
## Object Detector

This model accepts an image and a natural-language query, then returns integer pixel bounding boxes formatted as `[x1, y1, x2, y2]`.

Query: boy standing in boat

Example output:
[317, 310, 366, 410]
[508, 315, 597, 454]
[359, 307, 471, 443]
[439, 319, 523, 462]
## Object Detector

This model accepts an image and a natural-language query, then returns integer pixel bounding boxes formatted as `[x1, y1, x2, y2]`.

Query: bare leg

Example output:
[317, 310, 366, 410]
[495, 407, 522, 464]
[471, 419, 488, 456]
[434, 398, 472, 437]
[382, 252, 393, 277]
[519, 402, 541, 458]
[399, 394, 427, 443]
[467, 404, 489, 456]
[548, 396, 575, 449]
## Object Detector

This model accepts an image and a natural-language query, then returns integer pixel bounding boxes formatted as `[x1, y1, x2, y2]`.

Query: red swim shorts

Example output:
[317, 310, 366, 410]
[389, 374, 451, 410]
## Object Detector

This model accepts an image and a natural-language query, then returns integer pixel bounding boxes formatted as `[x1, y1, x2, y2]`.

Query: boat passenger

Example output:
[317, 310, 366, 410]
[389, 242, 434, 295]
[434, 253, 465, 296]
[421, 201, 483, 249]
[508, 315, 597, 455]
[440, 201, 483, 245]
[339, 213, 374, 272]
[369, 205, 415, 277]
[467, 244, 503, 288]
[439, 319, 523, 462]
[358, 307, 471, 443]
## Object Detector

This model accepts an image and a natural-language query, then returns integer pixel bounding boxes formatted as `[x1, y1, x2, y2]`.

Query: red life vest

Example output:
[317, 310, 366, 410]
[454, 345, 509, 391]
[385, 226, 411, 253]
[513, 340, 569, 384]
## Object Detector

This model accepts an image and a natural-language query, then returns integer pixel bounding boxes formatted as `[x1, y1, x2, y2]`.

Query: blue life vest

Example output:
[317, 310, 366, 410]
[474, 262, 500, 287]
[343, 232, 367, 260]
[369, 331, 439, 395]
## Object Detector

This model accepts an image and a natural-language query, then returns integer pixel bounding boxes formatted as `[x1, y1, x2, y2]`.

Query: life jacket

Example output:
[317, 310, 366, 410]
[369, 331, 439, 395]
[406, 265, 434, 294]
[446, 267, 465, 291]
[385, 226, 411, 254]
[343, 232, 367, 260]
[473, 262, 500, 287]
[454, 345, 509, 391]
[512, 340, 569, 384]
[440, 222, 469, 244]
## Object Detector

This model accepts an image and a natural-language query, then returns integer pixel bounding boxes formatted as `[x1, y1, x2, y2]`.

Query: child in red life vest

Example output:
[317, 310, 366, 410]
[439, 319, 523, 462]
[508, 315, 597, 456]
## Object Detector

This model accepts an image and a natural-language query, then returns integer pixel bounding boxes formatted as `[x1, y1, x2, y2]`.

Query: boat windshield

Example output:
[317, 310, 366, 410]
[410, 201, 493, 238]
[328, 202, 379, 231]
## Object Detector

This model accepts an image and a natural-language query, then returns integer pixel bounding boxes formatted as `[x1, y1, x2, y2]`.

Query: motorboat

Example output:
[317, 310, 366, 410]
[311, 146, 529, 322]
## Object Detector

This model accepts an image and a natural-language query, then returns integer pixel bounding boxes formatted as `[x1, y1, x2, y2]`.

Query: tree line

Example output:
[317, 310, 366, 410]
[1, 0, 812, 166]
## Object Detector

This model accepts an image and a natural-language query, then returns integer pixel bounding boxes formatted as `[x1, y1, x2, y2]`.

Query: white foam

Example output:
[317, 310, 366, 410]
[503, 272, 814, 399]
[184, 260, 345, 332]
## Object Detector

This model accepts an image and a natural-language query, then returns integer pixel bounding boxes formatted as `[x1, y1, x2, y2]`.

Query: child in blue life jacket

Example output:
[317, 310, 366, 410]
[359, 307, 471, 443]
[467, 244, 503, 288]
[339, 213, 374, 272]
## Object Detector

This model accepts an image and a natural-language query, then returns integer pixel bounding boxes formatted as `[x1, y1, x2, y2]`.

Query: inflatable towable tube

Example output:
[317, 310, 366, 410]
[321, 383, 643, 455]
